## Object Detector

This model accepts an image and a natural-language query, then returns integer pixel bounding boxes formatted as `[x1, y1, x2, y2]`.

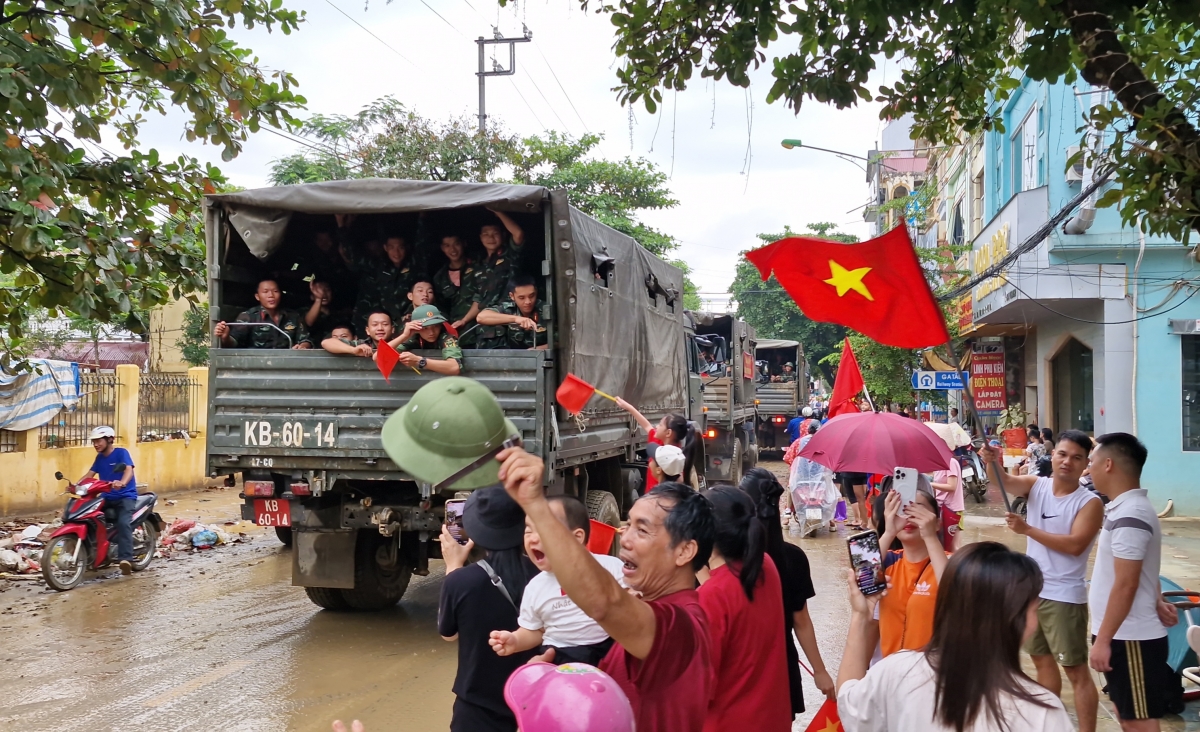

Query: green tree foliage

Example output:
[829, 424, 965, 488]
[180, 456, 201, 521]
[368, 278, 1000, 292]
[0, 0, 305, 365]
[580, 0, 1200, 242]
[730, 223, 853, 383]
[269, 102, 685, 258]
[176, 302, 210, 367]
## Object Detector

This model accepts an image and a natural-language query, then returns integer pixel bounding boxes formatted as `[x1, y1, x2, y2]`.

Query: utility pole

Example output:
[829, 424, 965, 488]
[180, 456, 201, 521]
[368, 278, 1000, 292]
[476, 25, 532, 134]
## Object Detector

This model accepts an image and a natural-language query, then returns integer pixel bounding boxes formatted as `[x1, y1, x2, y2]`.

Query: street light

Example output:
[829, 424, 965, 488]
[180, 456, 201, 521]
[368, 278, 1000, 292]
[780, 138, 871, 161]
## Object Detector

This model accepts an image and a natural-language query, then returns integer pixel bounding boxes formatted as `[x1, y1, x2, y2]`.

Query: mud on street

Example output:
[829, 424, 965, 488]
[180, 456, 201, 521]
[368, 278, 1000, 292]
[2, 464, 1200, 731]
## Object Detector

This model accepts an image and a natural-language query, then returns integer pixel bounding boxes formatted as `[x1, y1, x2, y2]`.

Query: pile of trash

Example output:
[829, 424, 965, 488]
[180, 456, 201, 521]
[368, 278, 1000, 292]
[0, 522, 57, 575]
[157, 519, 245, 558]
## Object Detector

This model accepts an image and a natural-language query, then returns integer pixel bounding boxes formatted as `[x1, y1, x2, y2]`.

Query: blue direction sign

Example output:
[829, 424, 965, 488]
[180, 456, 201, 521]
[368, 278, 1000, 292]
[911, 371, 969, 390]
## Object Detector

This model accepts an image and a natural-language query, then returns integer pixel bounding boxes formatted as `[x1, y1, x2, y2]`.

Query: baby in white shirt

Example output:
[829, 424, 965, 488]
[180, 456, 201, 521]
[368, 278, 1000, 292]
[488, 495, 624, 665]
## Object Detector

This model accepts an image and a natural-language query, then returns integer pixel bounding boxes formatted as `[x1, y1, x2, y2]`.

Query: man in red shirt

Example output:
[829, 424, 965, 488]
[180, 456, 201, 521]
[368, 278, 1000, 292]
[498, 448, 716, 732]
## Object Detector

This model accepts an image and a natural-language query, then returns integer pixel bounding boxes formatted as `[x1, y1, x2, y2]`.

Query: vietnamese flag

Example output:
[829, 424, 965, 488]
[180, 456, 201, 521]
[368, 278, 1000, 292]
[803, 698, 843, 732]
[828, 338, 865, 418]
[746, 225, 950, 348]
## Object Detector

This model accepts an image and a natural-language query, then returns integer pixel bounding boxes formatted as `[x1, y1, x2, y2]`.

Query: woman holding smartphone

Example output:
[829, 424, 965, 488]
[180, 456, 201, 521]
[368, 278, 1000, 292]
[874, 480, 947, 658]
[836, 542, 1070, 731]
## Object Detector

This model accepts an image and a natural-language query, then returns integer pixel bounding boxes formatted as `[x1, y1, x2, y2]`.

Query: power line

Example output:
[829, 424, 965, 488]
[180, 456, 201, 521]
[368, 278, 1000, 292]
[420, 0, 470, 39]
[531, 39, 589, 132]
[323, 0, 421, 69]
[506, 77, 548, 132]
[1001, 279, 1199, 325]
[521, 66, 572, 133]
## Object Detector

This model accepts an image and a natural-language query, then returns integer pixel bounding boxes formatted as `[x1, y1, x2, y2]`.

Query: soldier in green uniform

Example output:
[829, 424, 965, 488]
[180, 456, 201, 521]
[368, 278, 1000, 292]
[320, 311, 395, 358]
[476, 274, 548, 350]
[471, 209, 526, 311]
[779, 362, 798, 382]
[337, 215, 420, 336]
[432, 234, 481, 346]
[214, 279, 313, 349]
[387, 304, 463, 376]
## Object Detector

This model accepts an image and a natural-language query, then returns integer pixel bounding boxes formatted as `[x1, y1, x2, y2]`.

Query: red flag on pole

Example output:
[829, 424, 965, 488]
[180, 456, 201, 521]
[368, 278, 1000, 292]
[745, 225, 950, 348]
[828, 338, 865, 418]
[803, 698, 843, 732]
[376, 339, 400, 382]
[556, 374, 617, 414]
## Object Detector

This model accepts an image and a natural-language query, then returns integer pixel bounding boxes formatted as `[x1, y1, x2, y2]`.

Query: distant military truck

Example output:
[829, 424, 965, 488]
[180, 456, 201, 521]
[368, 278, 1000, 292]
[203, 179, 691, 610]
[686, 311, 757, 484]
[754, 339, 807, 455]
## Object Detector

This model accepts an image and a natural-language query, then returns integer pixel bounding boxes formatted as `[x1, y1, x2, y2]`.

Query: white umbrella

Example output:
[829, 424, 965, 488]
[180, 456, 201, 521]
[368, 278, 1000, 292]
[923, 421, 971, 451]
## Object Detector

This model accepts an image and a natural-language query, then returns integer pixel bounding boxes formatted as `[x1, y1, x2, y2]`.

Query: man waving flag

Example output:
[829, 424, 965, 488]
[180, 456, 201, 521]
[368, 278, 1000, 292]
[746, 225, 950, 348]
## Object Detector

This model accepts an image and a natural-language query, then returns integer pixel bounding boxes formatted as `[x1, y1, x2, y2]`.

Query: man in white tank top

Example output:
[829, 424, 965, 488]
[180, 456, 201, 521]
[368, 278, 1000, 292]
[981, 430, 1103, 732]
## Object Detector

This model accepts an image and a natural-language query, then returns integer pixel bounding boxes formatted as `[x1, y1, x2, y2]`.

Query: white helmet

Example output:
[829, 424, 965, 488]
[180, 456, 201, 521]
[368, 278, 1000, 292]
[802, 407, 813, 417]
[88, 426, 116, 440]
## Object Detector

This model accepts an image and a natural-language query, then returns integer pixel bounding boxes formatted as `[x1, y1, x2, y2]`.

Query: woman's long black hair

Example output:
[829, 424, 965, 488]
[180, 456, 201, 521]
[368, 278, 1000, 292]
[926, 542, 1050, 732]
[739, 467, 788, 578]
[662, 413, 700, 485]
[705, 485, 767, 601]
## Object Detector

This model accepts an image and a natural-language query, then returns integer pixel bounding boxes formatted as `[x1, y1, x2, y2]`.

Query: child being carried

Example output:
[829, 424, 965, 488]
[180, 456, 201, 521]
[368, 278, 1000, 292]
[487, 495, 624, 666]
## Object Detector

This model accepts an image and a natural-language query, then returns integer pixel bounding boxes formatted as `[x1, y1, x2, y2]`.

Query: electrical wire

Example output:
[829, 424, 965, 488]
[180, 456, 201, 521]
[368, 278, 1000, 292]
[506, 77, 548, 132]
[1000, 278, 1199, 325]
[522, 66, 573, 133]
[420, 0, 469, 39]
[532, 40, 590, 132]
[323, 0, 421, 69]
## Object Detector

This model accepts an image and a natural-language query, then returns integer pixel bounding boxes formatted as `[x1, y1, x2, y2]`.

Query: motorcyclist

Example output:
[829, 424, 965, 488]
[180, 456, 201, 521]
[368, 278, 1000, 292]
[78, 426, 137, 574]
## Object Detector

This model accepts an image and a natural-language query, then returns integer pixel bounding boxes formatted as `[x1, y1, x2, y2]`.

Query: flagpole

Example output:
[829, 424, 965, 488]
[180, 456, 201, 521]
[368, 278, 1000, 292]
[861, 384, 877, 412]
[945, 338, 1013, 514]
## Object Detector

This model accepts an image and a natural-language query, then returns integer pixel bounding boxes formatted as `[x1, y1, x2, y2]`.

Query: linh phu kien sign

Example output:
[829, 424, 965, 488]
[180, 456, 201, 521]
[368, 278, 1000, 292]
[970, 343, 1006, 414]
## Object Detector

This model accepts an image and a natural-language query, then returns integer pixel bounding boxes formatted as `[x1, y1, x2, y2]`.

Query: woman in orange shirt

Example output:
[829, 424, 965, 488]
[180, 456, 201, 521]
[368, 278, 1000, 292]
[874, 480, 948, 657]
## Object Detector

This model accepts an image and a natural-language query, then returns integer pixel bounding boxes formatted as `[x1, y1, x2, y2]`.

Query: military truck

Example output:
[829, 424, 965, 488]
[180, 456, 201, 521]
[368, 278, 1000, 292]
[686, 312, 757, 484]
[203, 179, 695, 610]
[754, 339, 807, 455]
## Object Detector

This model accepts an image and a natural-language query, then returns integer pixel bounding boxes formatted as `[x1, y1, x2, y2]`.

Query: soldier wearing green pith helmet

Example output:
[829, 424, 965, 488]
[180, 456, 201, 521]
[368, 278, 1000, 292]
[386, 304, 462, 376]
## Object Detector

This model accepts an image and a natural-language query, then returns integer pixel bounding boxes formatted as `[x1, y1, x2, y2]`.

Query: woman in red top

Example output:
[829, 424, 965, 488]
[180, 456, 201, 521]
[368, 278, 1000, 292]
[616, 398, 699, 492]
[698, 486, 792, 732]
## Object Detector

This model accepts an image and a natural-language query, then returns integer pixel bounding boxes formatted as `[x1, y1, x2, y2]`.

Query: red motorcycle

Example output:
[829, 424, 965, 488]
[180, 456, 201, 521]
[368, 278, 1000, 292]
[40, 467, 163, 591]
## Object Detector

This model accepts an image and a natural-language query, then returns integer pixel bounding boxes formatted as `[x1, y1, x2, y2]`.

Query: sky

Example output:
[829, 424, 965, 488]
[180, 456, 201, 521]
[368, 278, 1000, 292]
[135, 0, 893, 309]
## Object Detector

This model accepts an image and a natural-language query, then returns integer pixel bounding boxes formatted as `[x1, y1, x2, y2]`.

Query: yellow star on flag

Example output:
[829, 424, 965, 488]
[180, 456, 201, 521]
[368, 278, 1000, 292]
[823, 259, 874, 301]
[817, 720, 842, 732]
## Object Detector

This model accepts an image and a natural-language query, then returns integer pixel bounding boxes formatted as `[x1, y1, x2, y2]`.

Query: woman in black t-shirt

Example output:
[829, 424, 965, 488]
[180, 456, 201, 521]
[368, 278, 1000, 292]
[740, 468, 835, 717]
[438, 487, 538, 732]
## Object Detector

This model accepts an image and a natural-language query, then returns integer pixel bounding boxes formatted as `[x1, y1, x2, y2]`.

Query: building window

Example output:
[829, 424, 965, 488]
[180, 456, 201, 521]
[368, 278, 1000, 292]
[950, 200, 965, 246]
[971, 173, 984, 236]
[1052, 338, 1094, 434]
[1011, 108, 1038, 194]
[1183, 336, 1200, 450]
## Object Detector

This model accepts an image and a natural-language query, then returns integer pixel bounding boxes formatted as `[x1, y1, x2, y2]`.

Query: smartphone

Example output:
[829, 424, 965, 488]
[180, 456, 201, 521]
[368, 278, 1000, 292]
[445, 499, 468, 545]
[847, 530, 887, 596]
[893, 466, 918, 507]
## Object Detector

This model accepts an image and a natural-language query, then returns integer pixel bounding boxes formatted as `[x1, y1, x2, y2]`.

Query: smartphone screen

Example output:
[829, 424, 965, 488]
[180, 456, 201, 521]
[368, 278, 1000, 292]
[847, 530, 887, 596]
[893, 466, 918, 508]
[445, 499, 467, 545]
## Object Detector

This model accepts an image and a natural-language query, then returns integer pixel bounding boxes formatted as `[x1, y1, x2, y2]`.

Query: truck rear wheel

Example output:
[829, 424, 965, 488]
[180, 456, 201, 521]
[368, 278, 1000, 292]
[340, 531, 413, 611]
[275, 526, 293, 547]
[729, 439, 743, 485]
[305, 586, 352, 611]
[585, 490, 621, 554]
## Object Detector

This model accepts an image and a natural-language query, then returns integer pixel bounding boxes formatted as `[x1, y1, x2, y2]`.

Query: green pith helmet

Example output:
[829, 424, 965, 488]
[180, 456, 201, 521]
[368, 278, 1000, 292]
[381, 376, 519, 490]
[410, 304, 447, 327]
[784, 362, 795, 368]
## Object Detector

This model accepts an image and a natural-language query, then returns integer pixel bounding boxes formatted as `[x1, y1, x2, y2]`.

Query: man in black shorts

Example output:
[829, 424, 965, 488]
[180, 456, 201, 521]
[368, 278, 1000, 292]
[839, 472, 869, 529]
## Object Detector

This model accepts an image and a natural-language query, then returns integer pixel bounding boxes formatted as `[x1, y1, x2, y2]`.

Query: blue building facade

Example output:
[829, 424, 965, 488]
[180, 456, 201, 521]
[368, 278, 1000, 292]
[944, 76, 1200, 513]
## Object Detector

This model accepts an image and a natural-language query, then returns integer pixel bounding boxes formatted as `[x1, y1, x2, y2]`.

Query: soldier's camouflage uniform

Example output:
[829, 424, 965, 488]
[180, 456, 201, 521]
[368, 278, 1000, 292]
[477, 299, 549, 350]
[432, 262, 480, 347]
[342, 233, 420, 336]
[473, 240, 522, 311]
[229, 306, 312, 349]
[395, 330, 464, 367]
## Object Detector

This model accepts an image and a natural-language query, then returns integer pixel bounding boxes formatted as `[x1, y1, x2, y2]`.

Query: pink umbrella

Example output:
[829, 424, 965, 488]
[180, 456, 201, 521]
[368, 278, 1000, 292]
[799, 411, 955, 474]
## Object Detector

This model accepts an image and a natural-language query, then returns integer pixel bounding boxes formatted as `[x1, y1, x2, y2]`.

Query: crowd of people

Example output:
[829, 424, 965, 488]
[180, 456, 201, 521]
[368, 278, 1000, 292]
[212, 210, 551, 357]
[325, 375, 1184, 732]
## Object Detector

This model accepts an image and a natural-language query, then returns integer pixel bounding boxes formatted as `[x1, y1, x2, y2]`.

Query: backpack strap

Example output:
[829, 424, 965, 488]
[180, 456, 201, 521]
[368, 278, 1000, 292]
[476, 559, 517, 610]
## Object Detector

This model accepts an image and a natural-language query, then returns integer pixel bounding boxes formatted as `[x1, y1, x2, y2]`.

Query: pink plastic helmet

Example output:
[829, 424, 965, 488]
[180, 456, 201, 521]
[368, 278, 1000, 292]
[504, 662, 636, 732]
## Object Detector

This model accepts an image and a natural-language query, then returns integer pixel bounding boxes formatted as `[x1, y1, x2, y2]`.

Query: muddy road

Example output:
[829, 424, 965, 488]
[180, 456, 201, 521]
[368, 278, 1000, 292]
[1, 464, 1197, 731]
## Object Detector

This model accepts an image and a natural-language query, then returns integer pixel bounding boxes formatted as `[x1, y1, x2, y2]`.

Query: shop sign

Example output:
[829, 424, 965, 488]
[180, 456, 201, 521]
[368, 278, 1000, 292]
[972, 224, 1009, 300]
[970, 342, 1006, 414]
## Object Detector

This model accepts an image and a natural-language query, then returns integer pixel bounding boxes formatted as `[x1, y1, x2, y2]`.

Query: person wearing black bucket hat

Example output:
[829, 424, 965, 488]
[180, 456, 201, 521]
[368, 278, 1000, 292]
[438, 486, 538, 732]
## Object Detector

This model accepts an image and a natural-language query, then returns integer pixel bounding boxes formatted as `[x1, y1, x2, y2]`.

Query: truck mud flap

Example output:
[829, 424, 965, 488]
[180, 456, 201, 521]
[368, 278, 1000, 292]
[292, 530, 356, 589]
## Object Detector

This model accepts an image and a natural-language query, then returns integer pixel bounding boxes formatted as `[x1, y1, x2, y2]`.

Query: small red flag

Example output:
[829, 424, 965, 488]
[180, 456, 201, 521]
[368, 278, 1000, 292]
[745, 226, 950, 348]
[376, 339, 400, 382]
[803, 698, 843, 732]
[556, 373, 597, 414]
[828, 338, 865, 418]
[443, 321, 459, 338]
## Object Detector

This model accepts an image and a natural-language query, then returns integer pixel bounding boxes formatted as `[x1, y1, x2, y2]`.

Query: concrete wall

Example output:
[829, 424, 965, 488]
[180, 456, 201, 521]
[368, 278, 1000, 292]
[0, 365, 211, 517]
[148, 298, 194, 373]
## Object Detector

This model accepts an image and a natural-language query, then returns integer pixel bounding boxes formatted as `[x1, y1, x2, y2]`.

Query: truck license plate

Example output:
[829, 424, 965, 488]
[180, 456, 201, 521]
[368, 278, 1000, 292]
[254, 499, 291, 527]
[242, 419, 337, 448]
